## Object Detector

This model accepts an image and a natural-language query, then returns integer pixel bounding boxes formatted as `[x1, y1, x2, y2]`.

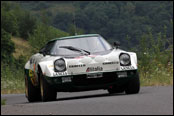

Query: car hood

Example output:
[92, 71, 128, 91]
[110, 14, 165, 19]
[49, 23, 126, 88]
[65, 49, 121, 75]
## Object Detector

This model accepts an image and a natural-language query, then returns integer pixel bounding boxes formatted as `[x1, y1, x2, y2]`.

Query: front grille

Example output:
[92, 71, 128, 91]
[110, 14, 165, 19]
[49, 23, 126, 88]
[72, 72, 117, 86]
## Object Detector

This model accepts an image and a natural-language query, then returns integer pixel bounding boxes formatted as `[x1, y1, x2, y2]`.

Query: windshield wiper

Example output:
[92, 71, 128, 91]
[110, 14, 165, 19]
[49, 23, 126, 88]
[59, 46, 90, 55]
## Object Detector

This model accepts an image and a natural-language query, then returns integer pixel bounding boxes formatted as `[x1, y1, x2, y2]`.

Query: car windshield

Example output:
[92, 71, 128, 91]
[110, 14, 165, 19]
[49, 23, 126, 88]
[42, 36, 113, 56]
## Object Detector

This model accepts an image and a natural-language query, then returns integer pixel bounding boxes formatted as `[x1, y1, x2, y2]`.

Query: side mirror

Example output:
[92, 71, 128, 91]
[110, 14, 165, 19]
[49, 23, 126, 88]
[39, 50, 46, 56]
[114, 41, 120, 49]
[42, 51, 47, 56]
[39, 46, 46, 56]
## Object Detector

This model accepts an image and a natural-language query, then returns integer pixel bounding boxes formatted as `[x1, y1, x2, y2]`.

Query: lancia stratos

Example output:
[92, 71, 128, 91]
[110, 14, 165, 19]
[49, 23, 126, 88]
[24, 34, 140, 102]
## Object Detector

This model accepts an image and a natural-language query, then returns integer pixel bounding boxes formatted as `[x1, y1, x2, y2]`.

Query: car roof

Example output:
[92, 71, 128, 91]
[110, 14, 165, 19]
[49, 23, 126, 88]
[49, 34, 100, 42]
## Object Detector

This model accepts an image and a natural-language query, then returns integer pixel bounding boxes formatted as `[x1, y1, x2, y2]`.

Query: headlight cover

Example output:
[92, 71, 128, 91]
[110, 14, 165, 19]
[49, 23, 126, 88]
[54, 58, 66, 72]
[119, 53, 131, 66]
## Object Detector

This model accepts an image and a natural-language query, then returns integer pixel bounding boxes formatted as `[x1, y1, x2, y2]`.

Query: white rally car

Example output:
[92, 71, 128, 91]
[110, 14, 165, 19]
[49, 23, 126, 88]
[24, 34, 140, 102]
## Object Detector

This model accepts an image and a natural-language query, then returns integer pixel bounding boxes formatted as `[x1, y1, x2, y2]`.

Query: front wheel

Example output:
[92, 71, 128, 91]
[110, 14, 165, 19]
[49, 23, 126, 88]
[25, 75, 41, 102]
[40, 72, 57, 102]
[125, 72, 140, 94]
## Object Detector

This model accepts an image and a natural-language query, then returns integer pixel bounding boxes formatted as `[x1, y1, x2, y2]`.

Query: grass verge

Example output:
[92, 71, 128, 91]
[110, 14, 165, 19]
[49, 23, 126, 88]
[140, 66, 173, 86]
[1, 64, 25, 94]
[1, 79, 25, 94]
[1, 99, 6, 105]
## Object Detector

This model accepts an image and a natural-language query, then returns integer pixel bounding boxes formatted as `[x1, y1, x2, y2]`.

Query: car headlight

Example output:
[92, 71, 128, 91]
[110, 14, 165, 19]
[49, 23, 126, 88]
[54, 58, 66, 72]
[119, 53, 131, 66]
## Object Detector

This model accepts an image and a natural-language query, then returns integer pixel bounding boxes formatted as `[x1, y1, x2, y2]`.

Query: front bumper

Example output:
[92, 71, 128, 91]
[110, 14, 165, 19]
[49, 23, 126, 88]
[44, 70, 138, 92]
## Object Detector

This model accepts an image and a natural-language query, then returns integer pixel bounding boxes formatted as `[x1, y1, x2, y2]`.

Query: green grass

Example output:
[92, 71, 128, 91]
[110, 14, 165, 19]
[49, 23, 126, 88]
[140, 65, 173, 86]
[1, 99, 6, 105]
[1, 64, 25, 94]
[1, 77, 25, 94]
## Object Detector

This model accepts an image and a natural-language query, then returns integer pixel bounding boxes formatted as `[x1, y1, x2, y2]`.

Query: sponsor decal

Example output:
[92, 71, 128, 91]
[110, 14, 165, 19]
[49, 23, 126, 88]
[103, 61, 119, 65]
[86, 66, 103, 72]
[120, 66, 135, 70]
[29, 69, 38, 86]
[53, 72, 68, 76]
[29, 69, 33, 77]
[69, 64, 86, 68]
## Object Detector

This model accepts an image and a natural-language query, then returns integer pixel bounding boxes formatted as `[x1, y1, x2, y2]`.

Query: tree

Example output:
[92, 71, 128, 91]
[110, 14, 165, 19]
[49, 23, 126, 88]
[1, 8, 19, 36]
[29, 22, 69, 53]
[18, 11, 37, 40]
[1, 29, 15, 64]
[53, 12, 73, 31]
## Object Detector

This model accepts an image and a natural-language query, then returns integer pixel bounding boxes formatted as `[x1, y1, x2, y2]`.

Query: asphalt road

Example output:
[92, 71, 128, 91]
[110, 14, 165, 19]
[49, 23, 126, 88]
[1, 86, 173, 115]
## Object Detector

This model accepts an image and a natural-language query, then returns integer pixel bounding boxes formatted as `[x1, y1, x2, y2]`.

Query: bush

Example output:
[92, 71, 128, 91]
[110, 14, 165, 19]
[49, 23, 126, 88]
[1, 29, 15, 64]
[137, 28, 173, 79]
[14, 55, 27, 69]
[18, 12, 37, 40]
[1, 8, 19, 36]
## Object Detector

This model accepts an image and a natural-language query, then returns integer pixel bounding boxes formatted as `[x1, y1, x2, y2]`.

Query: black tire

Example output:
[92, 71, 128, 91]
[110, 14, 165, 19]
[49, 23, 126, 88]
[107, 86, 125, 94]
[40, 72, 57, 102]
[125, 72, 140, 94]
[25, 75, 41, 102]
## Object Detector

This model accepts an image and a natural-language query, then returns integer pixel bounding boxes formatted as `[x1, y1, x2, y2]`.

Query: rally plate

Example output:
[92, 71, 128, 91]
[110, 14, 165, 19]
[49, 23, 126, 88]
[87, 73, 103, 79]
